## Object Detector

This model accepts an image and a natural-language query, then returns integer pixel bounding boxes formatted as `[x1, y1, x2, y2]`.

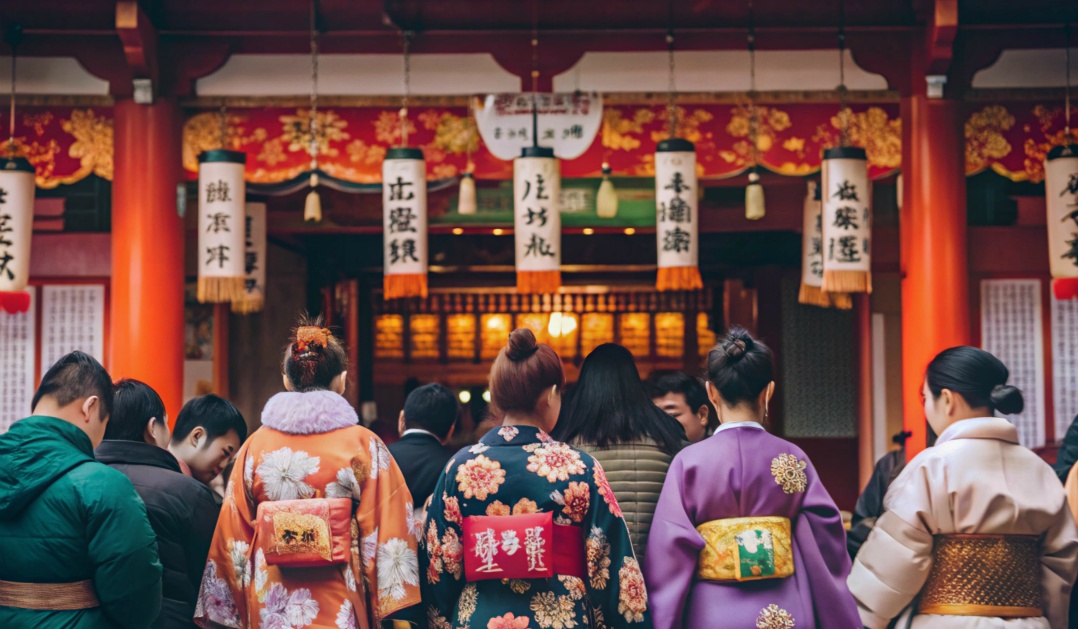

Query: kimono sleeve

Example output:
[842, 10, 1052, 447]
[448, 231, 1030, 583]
[195, 440, 256, 629]
[419, 460, 465, 629]
[355, 435, 422, 624]
[641, 455, 702, 629]
[584, 458, 652, 628]
[85, 468, 163, 629]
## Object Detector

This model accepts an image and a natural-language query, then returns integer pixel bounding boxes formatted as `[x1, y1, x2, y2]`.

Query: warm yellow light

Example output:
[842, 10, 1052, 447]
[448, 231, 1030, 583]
[547, 312, 579, 339]
[485, 314, 508, 330]
[492, 228, 504, 236]
[458, 390, 472, 404]
[482, 390, 492, 403]
[582, 228, 594, 235]
[624, 227, 636, 235]
[452, 227, 464, 235]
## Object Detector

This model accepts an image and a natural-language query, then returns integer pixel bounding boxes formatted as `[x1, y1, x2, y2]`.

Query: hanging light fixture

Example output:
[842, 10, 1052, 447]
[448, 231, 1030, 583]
[745, 0, 765, 220]
[1046, 24, 1078, 300]
[232, 202, 267, 314]
[303, 0, 322, 223]
[820, 3, 872, 295]
[196, 104, 247, 304]
[596, 112, 618, 218]
[655, 9, 703, 292]
[799, 180, 852, 309]
[0, 24, 33, 315]
[383, 31, 429, 300]
[458, 100, 478, 215]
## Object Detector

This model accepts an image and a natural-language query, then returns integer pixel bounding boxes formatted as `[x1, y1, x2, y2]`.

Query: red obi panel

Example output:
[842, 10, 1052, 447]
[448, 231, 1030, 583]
[256, 497, 353, 568]
[463, 513, 585, 581]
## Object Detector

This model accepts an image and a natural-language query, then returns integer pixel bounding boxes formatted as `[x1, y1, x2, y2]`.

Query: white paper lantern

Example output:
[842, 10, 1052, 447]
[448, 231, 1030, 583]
[799, 179, 851, 309]
[197, 149, 247, 303]
[0, 157, 35, 314]
[655, 139, 702, 291]
[233, 202, 267, 314]
[1046, 144, 1078, 300]
[383, 147, 428, 300]
[513, 147, 562, 294]
[821, 146, 872, 294]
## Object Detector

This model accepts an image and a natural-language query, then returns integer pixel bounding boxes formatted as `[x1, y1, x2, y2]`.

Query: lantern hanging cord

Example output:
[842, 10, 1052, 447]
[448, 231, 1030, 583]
[748, 0, 759, 170]
[5, 25, 21, 155]
[308, 0, 319, 174]
[400, 31, 412, 147]
[666, 0, 677, 139]
[837, 0, 849, 147]
[530, 0, 539, 94]
[218, 105, 228, 150]
[1066, 22, 1072, 137]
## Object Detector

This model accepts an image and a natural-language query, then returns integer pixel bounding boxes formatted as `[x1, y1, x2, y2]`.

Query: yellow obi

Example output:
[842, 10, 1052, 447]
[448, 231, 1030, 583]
[695, 516, 794, 582]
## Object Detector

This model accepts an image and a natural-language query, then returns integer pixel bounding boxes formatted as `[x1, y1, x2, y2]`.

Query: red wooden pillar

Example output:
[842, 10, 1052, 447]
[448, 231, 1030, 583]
[900, 94, 971, 456]
[111, 99, 185, 421]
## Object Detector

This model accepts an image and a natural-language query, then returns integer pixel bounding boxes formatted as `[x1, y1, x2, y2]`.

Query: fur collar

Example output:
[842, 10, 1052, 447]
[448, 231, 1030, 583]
[261, 390, 359, 435]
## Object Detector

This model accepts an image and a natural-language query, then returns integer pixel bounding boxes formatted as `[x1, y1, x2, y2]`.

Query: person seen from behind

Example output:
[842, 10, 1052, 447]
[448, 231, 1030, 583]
[849, 346, 1078, 628]
[96, 378, 220, 629]
[388, 382, 459, 508]
[845, 429, 912, 560]
[169, 394, 247, 489]
[645, 369, 716, 443]
[0, 351, 163, 628]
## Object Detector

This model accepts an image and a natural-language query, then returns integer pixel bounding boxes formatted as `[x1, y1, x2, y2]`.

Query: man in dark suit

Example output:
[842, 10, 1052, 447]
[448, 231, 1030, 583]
[387, 383, 459, 507]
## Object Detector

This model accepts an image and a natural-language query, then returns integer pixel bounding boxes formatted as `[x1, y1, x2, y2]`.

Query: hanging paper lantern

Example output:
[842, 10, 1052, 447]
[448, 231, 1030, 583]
[232, 202, 267, 315]
[458, 171, 477, 215]
[1046, 144, 1078, 300]
[197, 149, 247, 303]
[596, 163, 618, 219]
[745, 171, 765, 221]
[821, 146, 872, 294]
[513, 146, 562, 294]
[655, 139, 703, 291]
[799, 180, 852, 310]
[383, 147, 428, 300]
[0, 157, 34, 314]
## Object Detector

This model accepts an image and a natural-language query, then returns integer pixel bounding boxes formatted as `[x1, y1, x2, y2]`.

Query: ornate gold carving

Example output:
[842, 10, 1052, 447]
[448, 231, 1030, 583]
[270, 511, 332, 560]
[756, 604, 795, 629]
[770, 454, 807, 494]
[814, 106, 901, 171]
[965, 105, 1015, 174]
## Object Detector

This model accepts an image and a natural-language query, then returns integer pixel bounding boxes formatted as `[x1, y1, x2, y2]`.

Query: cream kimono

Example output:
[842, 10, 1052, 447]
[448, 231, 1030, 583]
[849, 417, 1078, 629]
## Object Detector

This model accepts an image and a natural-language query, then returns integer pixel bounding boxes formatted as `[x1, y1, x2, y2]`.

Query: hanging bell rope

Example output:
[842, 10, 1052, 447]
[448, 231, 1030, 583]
[745, 0, 766, 220]
[304, 0, 322, 223]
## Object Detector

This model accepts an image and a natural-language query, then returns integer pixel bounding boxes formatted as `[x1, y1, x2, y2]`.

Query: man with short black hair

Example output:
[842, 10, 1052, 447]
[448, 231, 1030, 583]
[97, 379, 219, 629]
[646, 370, 716, 443]
[168, 394, 247, 486]
[0, 351, 162, 628]
[388, 383, 459, 506]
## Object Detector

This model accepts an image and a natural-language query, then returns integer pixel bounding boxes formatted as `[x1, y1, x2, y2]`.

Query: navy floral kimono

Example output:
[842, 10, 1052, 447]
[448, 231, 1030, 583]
[421, 425, 651, 629]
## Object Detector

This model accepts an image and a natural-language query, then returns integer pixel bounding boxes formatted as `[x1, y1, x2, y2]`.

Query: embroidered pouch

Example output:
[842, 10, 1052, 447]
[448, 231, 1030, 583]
[695, 516, 794, 582]
[256, 498, 353, 568]
[462, 512, 586, 582]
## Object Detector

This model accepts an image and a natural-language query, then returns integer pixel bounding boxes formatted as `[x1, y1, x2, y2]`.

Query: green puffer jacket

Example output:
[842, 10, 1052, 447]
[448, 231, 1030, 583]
[577, 439, 675, 564]
[0, 415, 163, 629]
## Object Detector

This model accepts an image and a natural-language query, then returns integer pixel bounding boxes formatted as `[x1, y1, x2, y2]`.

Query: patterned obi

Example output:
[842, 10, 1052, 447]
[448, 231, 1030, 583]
[919, 534, 1043, 618]
[694, 516, 794, 582]
[462, 513, 585, 581]
[256, 497, 353, 568]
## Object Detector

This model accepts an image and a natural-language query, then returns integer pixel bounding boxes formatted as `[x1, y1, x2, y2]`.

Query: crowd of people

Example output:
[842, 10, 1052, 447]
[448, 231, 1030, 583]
[0, 314, 1076, 629]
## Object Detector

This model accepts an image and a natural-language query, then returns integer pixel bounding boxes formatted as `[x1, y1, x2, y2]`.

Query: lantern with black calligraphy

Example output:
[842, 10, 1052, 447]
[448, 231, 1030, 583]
[233, 202, 267, 314]
[0, 157, 34, 314]
[197, 149, 247, 303]
[383, 147, 428, 300]
[821, 147, 872, 294]
[799, 180, 852, 310]
[1046, 144, 1078, 300]
[514, 146, 561, 294]
[655, 139, 703, 292]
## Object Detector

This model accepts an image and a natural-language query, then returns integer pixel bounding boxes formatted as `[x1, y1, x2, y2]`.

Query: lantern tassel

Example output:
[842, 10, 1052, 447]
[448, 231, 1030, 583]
[656, 266, 703, 292]
[822, 270, 872, 294]
[1054, 278, 1078, 301]
[0, 291, 31, 314]
[304, 173, 322, 223]
[596, 163, 618, 219]
[745, 171, 765, 220]
[798, 283, 853, 310]
[458, 172, 477, 215]
[384, 273, 429, 300]
[517, 270, 562, 295]
[197, 277, 245, 304]
[231, 295, 265, 315]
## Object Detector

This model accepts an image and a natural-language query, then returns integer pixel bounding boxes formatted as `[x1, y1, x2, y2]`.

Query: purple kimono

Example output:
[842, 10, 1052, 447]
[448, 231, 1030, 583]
[644, 423, 861, 629]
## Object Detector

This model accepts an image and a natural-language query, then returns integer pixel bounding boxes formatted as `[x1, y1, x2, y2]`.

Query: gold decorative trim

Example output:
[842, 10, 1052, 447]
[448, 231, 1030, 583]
[755, 604, 796, 629]
[770, 454, 807, 494]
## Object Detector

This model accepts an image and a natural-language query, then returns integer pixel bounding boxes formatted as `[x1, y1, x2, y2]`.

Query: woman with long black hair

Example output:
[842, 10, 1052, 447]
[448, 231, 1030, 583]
[553, 343, 685, 564]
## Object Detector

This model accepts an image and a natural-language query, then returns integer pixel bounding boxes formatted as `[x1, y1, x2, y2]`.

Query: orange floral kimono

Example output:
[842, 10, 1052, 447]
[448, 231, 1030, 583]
[195, 390, 421, 629]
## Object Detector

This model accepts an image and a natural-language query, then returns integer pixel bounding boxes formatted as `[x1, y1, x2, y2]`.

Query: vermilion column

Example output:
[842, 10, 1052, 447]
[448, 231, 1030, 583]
[900, 94, 971, 456]
[111, 99, 185, 421]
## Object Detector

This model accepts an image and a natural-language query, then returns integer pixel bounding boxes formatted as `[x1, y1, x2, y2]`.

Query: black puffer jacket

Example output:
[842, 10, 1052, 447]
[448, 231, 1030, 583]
[96, 440, 220, 629]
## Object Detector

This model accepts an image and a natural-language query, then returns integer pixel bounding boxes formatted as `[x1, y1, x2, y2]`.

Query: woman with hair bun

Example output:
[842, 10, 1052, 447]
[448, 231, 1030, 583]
[644, 327, 861, 629]
[421, 328, 651, 629]
[195, 316, 421, 629]
[850, 346, 1078, 629]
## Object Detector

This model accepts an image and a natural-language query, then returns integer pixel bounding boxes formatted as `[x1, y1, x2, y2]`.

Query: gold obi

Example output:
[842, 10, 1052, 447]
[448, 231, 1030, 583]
[695, 516, 794, 582]
[918, 534, 1043, 618]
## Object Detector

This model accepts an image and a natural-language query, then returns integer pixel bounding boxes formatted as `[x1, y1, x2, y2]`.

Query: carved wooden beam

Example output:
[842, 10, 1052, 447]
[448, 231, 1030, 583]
[115, 1, 159, 100]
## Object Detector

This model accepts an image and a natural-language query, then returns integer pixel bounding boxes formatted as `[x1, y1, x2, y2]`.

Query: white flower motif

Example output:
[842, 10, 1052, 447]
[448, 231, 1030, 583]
[195, 560, 241, 628]
[244, 453, 254, 485]
[254, 549, 268, 595]
[469, 443, 490, 454]
[377, 537, 419, 603]
[498, 426, 519, 442]
[260, 583, 319, 629]
[369, 439, 391, 479]
[405, 502, 420, 541]
[343, 565, 357, 592]
[326, 467, 359, 499]
[336, 600, 357, 629]
[257, 448, 320, 501]
[362, 527, 379, 570]
[228, 540, 251, 587]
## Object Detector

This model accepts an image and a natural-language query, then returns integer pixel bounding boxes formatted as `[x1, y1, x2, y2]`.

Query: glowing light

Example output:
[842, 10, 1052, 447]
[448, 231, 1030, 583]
[582, 228, 594, 235]
[547, 312, 579, 339]
[492, 228, 504, 236]
[458, 390, 472, 404]
[624, 227, 636, 235]
[482, 390, 492, 403]
[452, 227, 463, 235]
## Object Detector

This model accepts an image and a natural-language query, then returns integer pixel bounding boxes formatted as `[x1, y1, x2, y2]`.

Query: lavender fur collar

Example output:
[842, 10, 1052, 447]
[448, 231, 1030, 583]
[261, 390, 359, 435]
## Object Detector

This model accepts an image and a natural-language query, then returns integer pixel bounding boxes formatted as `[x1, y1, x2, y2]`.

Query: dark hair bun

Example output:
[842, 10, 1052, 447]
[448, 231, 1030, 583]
[990, 384, 1024, 415]
[506, 328, 540, 362]
[721, 331, 754, 362]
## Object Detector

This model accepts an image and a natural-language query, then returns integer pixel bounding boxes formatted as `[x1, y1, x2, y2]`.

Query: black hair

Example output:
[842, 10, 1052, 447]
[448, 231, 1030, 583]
[282, 314, 348, 392]
[172, 394, 248, 445]
[106, 379, 167, 441]
[403, 383, 460, 440]
[645, 370, 718, 430]
[32, 351, 113, 420]
[925, 346, 1024, 415]
[553, 343, 686, 456]
[706, 327, 774, 408]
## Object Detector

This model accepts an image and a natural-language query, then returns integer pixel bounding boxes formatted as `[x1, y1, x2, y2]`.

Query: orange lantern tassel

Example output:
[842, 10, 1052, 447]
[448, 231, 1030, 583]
[384, 273, 429, 300]
[656, 266, 703, 292]
[516, 270, 562, 295]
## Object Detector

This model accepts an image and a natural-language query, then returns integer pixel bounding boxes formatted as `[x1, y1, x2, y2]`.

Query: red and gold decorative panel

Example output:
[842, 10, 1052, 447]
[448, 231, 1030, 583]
[7, 107, 113, 189]
[618, 313, 651, 358]
[964, 103, 1078, 183]
[581, 313, 614, 356]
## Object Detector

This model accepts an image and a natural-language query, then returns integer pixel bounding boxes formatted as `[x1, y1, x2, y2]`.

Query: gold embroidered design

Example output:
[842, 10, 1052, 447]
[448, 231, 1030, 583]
[270, 511, 332, 560]
[965, 105, 1015, 174]
[756, 604, 795, 628]
[770, 454, 807, 494]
